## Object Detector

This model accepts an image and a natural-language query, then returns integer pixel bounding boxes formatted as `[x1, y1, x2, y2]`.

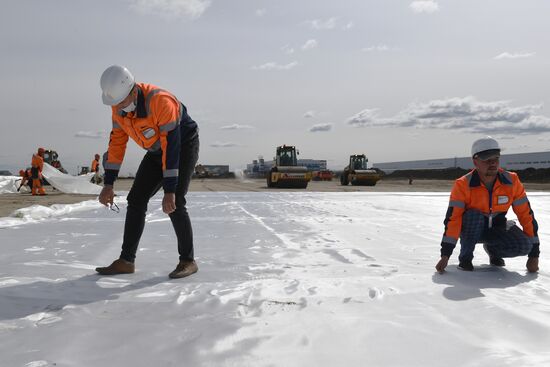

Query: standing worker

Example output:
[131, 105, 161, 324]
[95, 65, 200, 279]
[30, 148, 47, 196]
[435, 137, 540, 273]
[91, 153, 101, 184]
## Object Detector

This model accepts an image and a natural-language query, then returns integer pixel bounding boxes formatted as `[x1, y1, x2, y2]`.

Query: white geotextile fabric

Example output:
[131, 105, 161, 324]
[0, 176, 22, 194]
[42, 163, 102, 195]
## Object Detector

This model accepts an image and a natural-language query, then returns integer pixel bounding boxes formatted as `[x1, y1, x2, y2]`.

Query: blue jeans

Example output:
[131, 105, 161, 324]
[458, 210, 532, 263]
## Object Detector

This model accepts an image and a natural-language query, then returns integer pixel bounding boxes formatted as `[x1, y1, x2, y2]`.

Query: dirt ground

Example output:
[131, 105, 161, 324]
[2, 177, 549, 218]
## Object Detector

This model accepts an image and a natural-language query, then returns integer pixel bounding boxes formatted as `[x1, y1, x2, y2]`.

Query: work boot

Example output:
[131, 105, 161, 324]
[483, 244, 505, 267]
[95, 258, 135, 275]
[457, 259, 474, 271]
[169, 260, 198, 279]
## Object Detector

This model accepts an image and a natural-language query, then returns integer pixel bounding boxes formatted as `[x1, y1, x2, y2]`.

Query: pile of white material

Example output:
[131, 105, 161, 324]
[0, 175, 23, 194]
[0, 192, 549, 366]
[42, 163, 102, 195]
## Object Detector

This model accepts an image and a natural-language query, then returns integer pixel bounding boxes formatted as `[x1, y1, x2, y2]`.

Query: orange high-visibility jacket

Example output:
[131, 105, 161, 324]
[441, 169, 539, 256]
[103, 83, 193, 192]
[31, 154, 44, 179]
[91, 159, 99, 172]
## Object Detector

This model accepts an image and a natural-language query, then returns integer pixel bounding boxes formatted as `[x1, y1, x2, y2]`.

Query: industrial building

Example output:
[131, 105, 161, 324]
[373, 151, 550, 173]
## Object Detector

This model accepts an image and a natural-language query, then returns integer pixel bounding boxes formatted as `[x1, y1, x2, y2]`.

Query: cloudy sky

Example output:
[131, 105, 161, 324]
[1, 0, 549, 175]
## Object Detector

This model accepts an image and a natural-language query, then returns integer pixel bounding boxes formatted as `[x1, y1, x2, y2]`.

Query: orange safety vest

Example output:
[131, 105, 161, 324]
[31, 154, 44, 179]
[104, 83, 183, 174]
[442, 168, 539, 247]
[31, 154, 44, 170]
[91, 159, 99, 172]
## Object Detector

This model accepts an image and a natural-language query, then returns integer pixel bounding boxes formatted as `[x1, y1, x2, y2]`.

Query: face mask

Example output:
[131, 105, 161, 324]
[121, 101, 136, 113]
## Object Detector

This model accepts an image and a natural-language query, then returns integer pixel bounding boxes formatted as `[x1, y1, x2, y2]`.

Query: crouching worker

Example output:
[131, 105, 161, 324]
[95, 65, 200, 279]
[435, 137, 540, 273]
[18, 169, 33, 192]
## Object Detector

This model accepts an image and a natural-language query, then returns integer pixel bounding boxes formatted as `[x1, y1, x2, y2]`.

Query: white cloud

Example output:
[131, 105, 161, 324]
[220, 124, 254, 130]
[347, 108, 380, 128]
[347, 97, 550, 135]
[309, 123, 332, 132]
[301, 39, 318, 51]
[409, 1, 439, 14]
[307, 17, 337, 30]
[255, 8, 267, 17]
[74, 131, 107, 139]
[343, 21, 354, 30]
[128, 0, 211, 20]
[362, 45, 391, 52]
[494, 52, 536, 60]
[210, 141, 239, 148]
[281, 44, 295, 55]
[303, 110, 315, 118]
[252, 61, 298, 71]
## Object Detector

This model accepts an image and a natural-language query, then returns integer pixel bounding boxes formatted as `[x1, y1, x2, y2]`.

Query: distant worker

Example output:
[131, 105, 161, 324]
[95, 65, 200, 279]
[435, 137, 540, 273]
[30, 148, 47, 196]
[91, 153, 101, 184]
[17, 169, 33, 192]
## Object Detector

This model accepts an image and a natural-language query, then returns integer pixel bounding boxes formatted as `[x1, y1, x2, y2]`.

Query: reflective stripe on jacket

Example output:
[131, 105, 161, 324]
[441, 169, 539, 256]
[103, 83, 195, 192]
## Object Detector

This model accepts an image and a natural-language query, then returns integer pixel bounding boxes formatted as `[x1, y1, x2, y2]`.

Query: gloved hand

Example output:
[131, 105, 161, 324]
[526, 257, 539, 273]
[435, 256, 449, 273]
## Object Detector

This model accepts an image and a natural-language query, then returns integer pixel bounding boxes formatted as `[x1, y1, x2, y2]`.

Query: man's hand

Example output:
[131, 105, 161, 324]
[99, 185, 114, 206]
[435, 256, 449, 273]
[162, 193, 176, 214]
[526, 257, 539, 273]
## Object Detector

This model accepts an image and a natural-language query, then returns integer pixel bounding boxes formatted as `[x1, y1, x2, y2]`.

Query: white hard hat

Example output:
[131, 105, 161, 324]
[100, 65, 135, 105]
[471, 136, 501, 160]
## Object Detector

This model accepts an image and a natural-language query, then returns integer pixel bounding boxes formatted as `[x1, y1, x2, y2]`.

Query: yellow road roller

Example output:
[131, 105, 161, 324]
[267, 145, 311, 189]
[340, 154, 381, 186]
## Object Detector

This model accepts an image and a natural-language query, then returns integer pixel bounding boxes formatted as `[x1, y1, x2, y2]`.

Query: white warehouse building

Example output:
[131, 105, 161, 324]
[373, 151, 550, 173]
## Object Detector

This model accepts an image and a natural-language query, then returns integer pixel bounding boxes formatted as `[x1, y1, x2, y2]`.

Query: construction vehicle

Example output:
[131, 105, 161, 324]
[312, 170, 333, 181]
[194, 164, 209, 179]
[340, 154, 381, 186]
[267, 145, 311, 188]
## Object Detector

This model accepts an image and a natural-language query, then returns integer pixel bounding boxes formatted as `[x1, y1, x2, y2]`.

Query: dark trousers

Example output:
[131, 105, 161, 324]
[458, 210, 532, 263]
[120, 135, 199, 263]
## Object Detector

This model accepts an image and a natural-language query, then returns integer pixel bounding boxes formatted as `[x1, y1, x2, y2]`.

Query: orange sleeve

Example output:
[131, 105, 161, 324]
[151, 94, 181, 171]
[440, 179, 468, 256]
[443, 180, 467, 242]
[105, 119, 129, 170]
[511, 175, 538, 240]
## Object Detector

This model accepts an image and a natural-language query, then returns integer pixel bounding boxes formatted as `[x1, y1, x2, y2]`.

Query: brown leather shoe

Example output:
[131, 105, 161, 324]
[169, 260, 198, 279]
[95, 258, 135, 275]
